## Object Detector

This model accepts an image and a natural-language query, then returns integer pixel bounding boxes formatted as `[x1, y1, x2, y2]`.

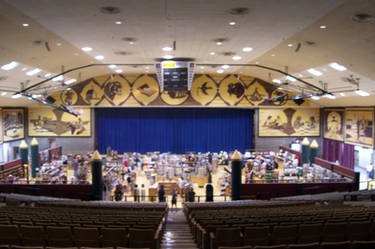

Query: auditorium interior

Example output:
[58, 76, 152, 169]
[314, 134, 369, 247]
[0, 0, 375, 249]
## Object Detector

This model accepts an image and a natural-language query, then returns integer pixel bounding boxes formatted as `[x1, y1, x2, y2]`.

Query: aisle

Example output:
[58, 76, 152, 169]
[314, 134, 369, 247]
[161, 209, 198, 249]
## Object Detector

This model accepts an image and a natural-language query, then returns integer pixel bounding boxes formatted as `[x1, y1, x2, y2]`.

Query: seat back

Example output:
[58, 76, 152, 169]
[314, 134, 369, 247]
[73, 227, 100, 247]
[243, 226, 270, 246]
[349, 221, 371, 241]
[215, 227, 241, 247]
[320, 241, 351, 249]
[271, 225, 298, 245]
[19, 225, 45, 246]
[322, 222, 347, 242]
[351, 240, 375, 249]
[46, 226, 73, 247]
[0, 224, 20, 245]
[101, 227, 128, 247]
[129, 228, 155, 249]
[297, 223, 322, 244]
[287, 242, 319, 249]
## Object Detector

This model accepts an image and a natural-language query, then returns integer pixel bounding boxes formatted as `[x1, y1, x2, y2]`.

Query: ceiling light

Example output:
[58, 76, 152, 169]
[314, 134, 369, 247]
[163, 55, 174, 59]
[1, 61, 19, 71]
[22, 23, 29, 27]
[229, 21, 236, 26]
[340, 92, 346, 96]
[209, 52, 215, 55]
[271, 54, 275, 57]
[32, 94, 41, 98]
[307, 68, 323, 76]
[255, 61, 259, 64]
[56, 42, 62, 46]
[26, 68, 41, 76]
[1, 92, 7, 96]
[11, 93, 22, 99]
[81, 47, 93, 52]
[145, 66, 150, 69]
[217, 69, 224, 74]
[64, 79, 77, 85]
[115, 69, 123, 73]
[44, 73, 51, 77]
[95, 55, 104, 60]
[311, 96, 320, 100]
[129, 41, 134, 45]
[355, 89, 370, 96]
[324, 94, 336, 99]
[288, 43, 293, 47]
[221, 64, 229, 69]
[285, 75, 297, 82]
[329, 62, 347, 71]
[21, 67, 28, 71]
[108, 64, 117, 69]
[200, 66, 205, 69]
[115, 21, 122, 24]
[216, 42, 223, 46]
[52, 75, 64, 81]
[272, 79, 282, 84]
[298, 73, 304, 77]
[320, 25, 327, 29]
[242, 47, 253, 52]
[162, 47, 173, 51]
[232, 55, 242, 61]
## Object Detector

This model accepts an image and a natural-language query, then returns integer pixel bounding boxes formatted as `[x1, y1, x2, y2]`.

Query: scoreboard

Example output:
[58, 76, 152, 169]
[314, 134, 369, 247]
[155, 61, 195, 91]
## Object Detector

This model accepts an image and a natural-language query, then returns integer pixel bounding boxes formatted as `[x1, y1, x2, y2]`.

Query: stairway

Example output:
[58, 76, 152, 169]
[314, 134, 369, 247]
[161, 208, 198, 249]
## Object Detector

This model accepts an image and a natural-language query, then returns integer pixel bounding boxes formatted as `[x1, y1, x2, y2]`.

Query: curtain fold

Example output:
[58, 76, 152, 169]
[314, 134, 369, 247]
[96, 108, 253, 154]
[322, 138, 354, 170]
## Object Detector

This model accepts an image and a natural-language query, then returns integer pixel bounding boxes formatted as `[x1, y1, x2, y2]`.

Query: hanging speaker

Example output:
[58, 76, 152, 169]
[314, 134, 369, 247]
[45, 96, 56, 104]
[293, 99, 305, 106]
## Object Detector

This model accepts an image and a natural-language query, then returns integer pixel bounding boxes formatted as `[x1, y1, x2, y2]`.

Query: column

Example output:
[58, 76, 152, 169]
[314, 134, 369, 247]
[231, 150, 242, 201]
[310, 139, 319, 164]
[30, 138, 39, 178]
[301, 137, 310, 165]
[91, 150, 103, 200]
[19, 140, 28, 180]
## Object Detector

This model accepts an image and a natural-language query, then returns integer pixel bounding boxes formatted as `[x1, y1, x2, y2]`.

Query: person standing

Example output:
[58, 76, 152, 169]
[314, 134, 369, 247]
[141, 184, 146, 201]
[114, 183, 123, 202]
[171, 188, 178, 209]
[178, 177, 184, 198]
[206, 183, 213, 202]
[158, 185, 165, 202]
[133, 184, 139, 202]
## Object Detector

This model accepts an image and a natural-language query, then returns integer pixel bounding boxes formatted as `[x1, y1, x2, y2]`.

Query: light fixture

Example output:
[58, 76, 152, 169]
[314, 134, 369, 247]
[81, 47, 93, 52]
[307, 68, 323, 76]
[11, 93, 22, 99]
[311, 96, 320, 100]
[209, 52, 215, 55]
[272, 79, 282, 84]
[324, 94, 336, 99]
[200, 66, 205, 69]
[162, 47, 173, 51]
[232, 55, 242, 61]
[32, 94, 41, 98]
[288, 43, 293, 47]
[320, 25, 327, 29]
[145, 66, 150, 69]
[216, 42, 223, 46]
[56, 42, 62, 46]
[52, 75, 64, 81]
[1, 61, 19, 71]
[229, 21, 236, 26]
[1, 92, 7, 96]
[26, 68, 41, 76]
[22, 23, 29, 27]
[329, 62, 347, 71]
[242, 47, 253, 52]
[108, 64, 117, 69]
[115, 69, 123, 73]
[271, 54, 275, 57]
[44, 73, 51, 77]
[21, 68, 28, 71]
[115, 21, 122, 24]
[217, 69, 224, 74]
[221, 64, 229, 69]
[355, 89, 370, 96]
[163, 55, 174, 59]
[340, 92, 346, 96]
[64, 79, 77, 85]
[129, 41, 134, 45]
[95, 55, 104, 60]
[285, 75, 297, 82]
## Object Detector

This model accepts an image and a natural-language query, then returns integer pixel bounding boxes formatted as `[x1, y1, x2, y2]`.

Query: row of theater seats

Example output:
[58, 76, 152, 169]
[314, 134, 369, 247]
[216, 240, 375, 248]
[0, 199, 168, 249]
[184, 200, 375, 249]
[0, 246, 148, 249]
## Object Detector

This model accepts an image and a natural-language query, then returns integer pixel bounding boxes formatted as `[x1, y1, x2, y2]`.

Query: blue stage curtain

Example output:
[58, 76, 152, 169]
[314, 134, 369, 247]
[96, 108, 253, 154]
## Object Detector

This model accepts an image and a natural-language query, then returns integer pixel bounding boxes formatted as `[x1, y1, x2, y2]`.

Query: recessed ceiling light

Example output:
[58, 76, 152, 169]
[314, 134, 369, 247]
[216, 42, 223, 46]
[163, 55, 174, 59]
[81, 47, 93, 52]
[108, 64, 117, 69]
[145, 66, 150, 69]
[271, 54, 275, 57]
[52, 75, 64, 81]
[288, 43, 293, 47]
[26, 68, 41, 76]
[242, 47, 253, 52]
[11, 93, 22, 99]
[22, 67, 28, 71]
[95, 55, 105, 60]
[255, 61, 259, 64]
[56, 42, 62, 46]
[324, 94, 336, 99]
[32, 94, 41, 98]
[217, 69, 224, 74]
[129, 41, 134, 45]
[329, 62, 347, 71]
[1, 61, 19, 71]
[115, 69, 123, 73]
[44, 73, 51, 77]
[307, 68, 323, 76]
[64, 79, 77, 85]
[340, 92, 346, 96]
[209, 52, 215, 55]
[285, 75, 297, 82]
[200, 66, 205, 69]
[221, 64, 229, 69]
[162, 47, 173, 51]
[115, 21, 122, 24]
[229, 21, 236, 26]
[1, 92, 7, 96]
[298, 73, 304, 77]
[22, 23, 29, 27]
[311, 96, 320, 100]
[272, 79, 282, 84]
[355, 89, 370, 96]
[232, 55, 242, 61]
[320, 25, 327, 29]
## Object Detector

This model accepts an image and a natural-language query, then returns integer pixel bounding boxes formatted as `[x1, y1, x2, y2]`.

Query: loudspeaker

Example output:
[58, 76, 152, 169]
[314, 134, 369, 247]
[293, 98, 305, 105]
[45, 96, 56, 104]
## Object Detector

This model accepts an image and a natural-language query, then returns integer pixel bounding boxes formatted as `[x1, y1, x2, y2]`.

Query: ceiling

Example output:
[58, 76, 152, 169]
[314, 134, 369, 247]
[0, 0, 374, 107]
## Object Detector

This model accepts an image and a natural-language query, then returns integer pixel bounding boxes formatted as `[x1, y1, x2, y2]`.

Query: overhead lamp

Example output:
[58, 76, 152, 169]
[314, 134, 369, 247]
[329, 62, 347, 71]
[162, 47, 173, 51]
[320, 25, 327, 29]
[232, 55, 242, 61]
[311, 95, 320, 100]
[271, 54, 275, 57]
[209, 52, 215, 55]
[22, 23, 29, 27]
[242, 47, 253, 52]
[129, 41, 134, 45]
[108, 64, 117, 69]
[340, 92, 346, 96]
[11, 93, 22, 99]
[288, 43, 293, 47]
[81, 47, 93, 52]
[32, 94, 41, 98]
[221, 65, 229, 69]
[307, 68, 323, 76]
[95, 55, 104, 60]
[163, 55, 174, 59]
[229, 21, 236, 26]
[1, 61, 19, 71]
[272, 79, 282, 84]
[52, 75, 64, 81]
[115, 21, 122, 24]
[26, 68, 41, 76]
[285, 75, 297, 82]
[324, 94, 336, 99]
[355, 89, 370, 96]
[217, 69, 224, 74]
[44, 73, 51, 77]
[1, 92, 7, 96]
[64, 79, 77, 85]
[216, 42, 223, 46]
[115, 69, 123, 73]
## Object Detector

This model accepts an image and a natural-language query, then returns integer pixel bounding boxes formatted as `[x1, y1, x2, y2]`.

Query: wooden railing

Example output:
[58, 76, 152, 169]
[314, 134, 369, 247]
[313, 157, 355, 179]
[280, 145, 302, 166]
[0, 159, 24, 180]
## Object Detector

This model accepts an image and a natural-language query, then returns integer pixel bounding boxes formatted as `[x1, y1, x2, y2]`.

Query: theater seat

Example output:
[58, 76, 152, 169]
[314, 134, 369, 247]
[253, 245, 287, 249]
[351, 240, 375, 249]
[287, 242, 319, 249]
[19, 225, 45, 246]
[0, 225, 20, 245]
[101, 227, 128, 247]
[46, 226, 74, 247]
[320, 241, 351, 249]
[73, 227, 100, 247]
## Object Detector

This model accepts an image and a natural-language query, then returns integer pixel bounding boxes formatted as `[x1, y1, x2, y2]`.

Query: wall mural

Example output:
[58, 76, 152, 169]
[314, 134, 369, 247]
[323, 109, 345, 142]
[345, 108, 373, 148]
[28, 108, 91, 137]
[44, 73, 313, 108]
[2, 108, 25, 142]
[259, 108, 320, 137]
